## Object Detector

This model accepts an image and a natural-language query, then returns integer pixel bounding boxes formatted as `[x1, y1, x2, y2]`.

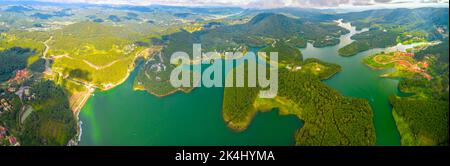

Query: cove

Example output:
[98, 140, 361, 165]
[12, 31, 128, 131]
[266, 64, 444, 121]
[79, 21, 420, 146]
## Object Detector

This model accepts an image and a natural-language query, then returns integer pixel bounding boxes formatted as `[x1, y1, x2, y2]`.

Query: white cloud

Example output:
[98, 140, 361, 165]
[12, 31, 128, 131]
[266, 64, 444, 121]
[12, 0, 450, 8]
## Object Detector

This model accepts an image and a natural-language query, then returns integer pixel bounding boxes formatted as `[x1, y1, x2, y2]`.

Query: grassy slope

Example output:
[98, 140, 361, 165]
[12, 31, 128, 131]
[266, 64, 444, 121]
[47, 22, 144, 90]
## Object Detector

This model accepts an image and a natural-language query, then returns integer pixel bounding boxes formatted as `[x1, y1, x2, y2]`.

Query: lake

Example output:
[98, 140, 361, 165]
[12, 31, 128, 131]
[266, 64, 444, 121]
[78, 59, 303, 146]
[301, 21, 421, 146]
[79, 21, 419, 146]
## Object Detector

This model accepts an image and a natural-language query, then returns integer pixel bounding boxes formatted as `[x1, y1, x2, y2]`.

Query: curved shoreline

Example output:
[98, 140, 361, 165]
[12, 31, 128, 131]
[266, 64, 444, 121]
[69, 47, 156, 145]
[133, 85, 195, 98]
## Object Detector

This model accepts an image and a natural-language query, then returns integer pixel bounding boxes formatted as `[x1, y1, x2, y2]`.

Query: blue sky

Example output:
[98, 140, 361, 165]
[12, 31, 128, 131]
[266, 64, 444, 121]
[8, 0, 450, 8]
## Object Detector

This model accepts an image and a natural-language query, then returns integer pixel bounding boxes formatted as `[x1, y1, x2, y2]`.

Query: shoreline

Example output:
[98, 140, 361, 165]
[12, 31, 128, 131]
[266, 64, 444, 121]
[71, 20, 382, 145]
[319, 67, 342, 81]
[224, 96, 304, 134]
[133, 86, 195, 98]
[71, 19, 358, 145]
[364, 61, 390, 70]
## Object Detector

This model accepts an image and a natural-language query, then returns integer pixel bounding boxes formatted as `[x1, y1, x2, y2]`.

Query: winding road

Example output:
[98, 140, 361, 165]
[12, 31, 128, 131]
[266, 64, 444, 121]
[43, 36, 53, 75]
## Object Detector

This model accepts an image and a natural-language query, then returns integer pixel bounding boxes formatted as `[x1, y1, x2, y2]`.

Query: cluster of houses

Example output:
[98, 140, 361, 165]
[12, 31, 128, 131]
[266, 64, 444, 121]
[286, 65, 302, 71]
[0, 98, 12, 113]
[394, 52, 415, 58]
[0, 68, 36, 146]
[1, 85, 36, 114]
[0, 74, 35, 146]
[8, 69, 30, 84]
[0, 125, 19, 146]
[393, 51, 432, 80]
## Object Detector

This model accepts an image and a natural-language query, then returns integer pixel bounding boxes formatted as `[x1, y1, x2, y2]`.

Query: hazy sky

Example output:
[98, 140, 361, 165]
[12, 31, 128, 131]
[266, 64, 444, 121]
[9, 0, 450, 8]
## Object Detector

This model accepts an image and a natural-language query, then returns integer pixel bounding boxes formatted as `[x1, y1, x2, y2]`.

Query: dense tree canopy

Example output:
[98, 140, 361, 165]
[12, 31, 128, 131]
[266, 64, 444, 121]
[19, 80, 77, 146]
[0, 47, 35, 82]
[390, 96, 448, 146]
[338, 30, 399, 56]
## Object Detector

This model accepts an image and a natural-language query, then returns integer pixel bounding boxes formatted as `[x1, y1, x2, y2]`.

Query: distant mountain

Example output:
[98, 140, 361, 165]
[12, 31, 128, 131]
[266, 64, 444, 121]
[249, 13, 348, 41]
[245, 13, 304, 38]
[199, 13, 348, 50]
[108, 15, 121, 22]
[173, 13, 194, 18]
[31, 13, 53, 19]
[259, 7, 336, 22]
[4, 5, 33, 13]
[338, 7, 449, 39]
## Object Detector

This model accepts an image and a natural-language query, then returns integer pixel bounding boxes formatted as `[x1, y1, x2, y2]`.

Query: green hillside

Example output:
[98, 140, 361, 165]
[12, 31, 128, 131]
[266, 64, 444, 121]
[223, 64, 374, 146]
[338, 8, 449, 56]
